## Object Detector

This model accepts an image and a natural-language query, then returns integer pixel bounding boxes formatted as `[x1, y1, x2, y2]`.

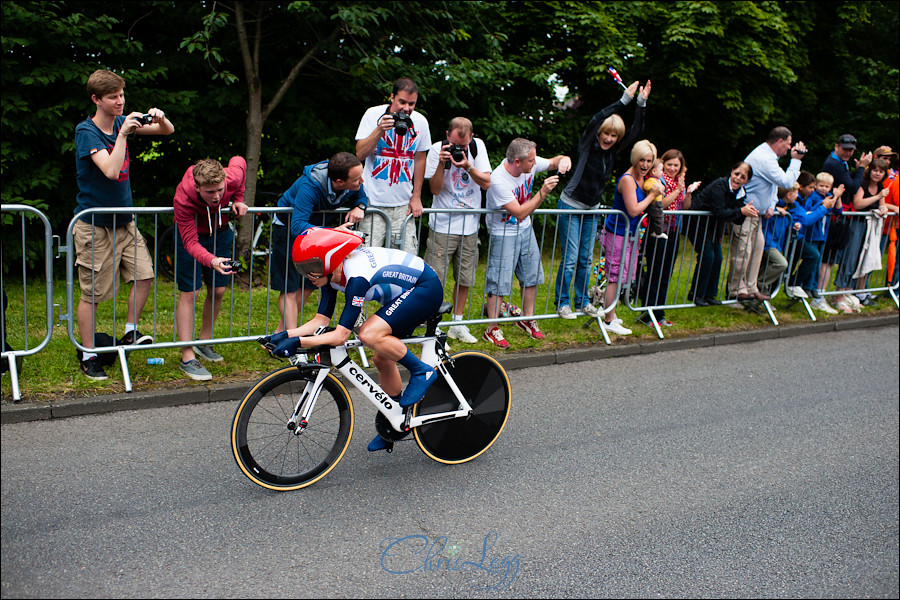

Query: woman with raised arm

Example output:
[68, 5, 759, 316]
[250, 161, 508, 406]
[554, 79, 651, 320]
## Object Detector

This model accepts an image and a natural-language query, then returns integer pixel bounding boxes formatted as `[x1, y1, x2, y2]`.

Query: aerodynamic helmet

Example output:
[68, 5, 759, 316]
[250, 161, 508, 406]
[292, 227, 363, 278]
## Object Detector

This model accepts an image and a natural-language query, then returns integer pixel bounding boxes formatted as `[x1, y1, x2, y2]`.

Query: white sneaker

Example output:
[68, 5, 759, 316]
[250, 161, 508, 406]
[557, 305, 577, 320]
[603, 318, 632, 336]
[447, 324, 477, 343]
[844, 294, 861, 310]
[580, 303, 599, 317]
[811, 298, 839, 315]
[787, 286, 808, 299]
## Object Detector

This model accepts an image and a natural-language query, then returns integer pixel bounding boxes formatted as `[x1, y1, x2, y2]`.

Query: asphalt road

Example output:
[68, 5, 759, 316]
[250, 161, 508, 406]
[2, 326, 898, 598]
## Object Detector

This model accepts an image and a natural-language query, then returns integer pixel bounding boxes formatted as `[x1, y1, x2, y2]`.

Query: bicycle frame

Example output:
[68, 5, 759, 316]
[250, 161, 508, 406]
[283, 335, 474, 436]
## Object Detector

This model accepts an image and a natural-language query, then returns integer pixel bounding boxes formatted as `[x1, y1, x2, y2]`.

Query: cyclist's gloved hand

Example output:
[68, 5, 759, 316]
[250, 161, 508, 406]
[260, 331, 291, 356]
[272, 335, 302, 358]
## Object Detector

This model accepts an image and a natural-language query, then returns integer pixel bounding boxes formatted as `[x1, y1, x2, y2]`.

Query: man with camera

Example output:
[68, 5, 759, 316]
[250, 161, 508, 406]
[423, 117, 491, 343]
[74, 69, 174, 380]
[172, 157, 248, 380]
[355, 77, 432, 253]
[269, 151, 369, 333]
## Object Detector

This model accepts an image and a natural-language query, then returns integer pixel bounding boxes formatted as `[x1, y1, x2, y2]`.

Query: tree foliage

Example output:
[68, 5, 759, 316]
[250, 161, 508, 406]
[2, 0, 898, 270]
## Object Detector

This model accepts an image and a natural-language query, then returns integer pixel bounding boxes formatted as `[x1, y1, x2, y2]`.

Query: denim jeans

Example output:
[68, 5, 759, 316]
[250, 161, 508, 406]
[554, 197, 599, 310]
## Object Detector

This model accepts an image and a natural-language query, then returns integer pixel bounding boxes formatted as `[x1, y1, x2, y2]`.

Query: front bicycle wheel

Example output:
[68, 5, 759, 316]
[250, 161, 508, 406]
[413, 352, 511, 464]
[231, 366, 353, 491]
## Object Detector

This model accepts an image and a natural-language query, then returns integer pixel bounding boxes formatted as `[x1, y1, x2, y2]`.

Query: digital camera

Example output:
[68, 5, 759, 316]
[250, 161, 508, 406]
[449, 144, 467, 162]
[444, 143, 468, 169]
[137, 114, 154, 125]
[389, 112, 414, 136]
[223, 259, 244, 274]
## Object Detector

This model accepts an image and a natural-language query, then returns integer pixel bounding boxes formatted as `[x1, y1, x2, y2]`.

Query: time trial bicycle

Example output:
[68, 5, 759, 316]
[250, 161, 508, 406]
[231, 303, 511, 491]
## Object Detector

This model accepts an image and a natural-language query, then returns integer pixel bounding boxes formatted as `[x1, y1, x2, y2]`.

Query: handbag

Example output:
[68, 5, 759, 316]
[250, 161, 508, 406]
[824, 215, 851, 253]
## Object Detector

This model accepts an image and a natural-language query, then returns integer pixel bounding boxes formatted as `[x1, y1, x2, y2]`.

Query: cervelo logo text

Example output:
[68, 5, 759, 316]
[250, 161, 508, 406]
[385, 289, 412, 317]
[349, 365, 393, 409]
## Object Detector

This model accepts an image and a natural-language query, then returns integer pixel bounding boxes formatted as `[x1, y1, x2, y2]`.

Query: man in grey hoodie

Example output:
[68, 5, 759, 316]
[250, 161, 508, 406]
[270, 151, 369, 331]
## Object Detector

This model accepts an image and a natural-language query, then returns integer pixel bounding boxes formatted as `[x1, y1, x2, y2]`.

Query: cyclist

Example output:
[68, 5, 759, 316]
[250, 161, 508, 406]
[261, 227, 443, 452]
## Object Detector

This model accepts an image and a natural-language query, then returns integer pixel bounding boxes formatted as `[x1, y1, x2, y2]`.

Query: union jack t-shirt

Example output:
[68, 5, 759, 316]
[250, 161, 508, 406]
[355, 105, 432, 208]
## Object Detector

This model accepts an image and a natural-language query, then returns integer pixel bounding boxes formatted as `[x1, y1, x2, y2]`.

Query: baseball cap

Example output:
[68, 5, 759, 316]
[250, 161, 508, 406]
[836, 134, 857, 149]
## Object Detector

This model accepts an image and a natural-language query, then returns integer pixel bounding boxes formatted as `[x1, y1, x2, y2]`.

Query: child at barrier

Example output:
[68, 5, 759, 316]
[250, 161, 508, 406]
[757, 194, 791, 299]
[172, 157, 248, 381]
[805, 172, 844, 314]
[73, 69, 174, 381]
[642, 159, 667, 240]
[779, 176, 836, 301]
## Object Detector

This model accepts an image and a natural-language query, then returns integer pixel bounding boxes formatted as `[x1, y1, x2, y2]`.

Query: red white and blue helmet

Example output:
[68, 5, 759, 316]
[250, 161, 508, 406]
[292, 227, 363, 277]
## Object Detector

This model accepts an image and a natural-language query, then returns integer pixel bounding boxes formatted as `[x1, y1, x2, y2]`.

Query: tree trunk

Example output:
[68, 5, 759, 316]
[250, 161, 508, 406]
[232, 1, 341, 261]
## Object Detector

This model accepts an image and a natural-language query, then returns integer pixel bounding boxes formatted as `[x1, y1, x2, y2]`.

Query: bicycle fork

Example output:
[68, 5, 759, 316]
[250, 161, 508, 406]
[285, 362, 332, 435]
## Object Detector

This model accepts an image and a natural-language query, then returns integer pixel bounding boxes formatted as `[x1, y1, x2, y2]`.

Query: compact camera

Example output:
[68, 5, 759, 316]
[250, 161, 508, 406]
[388, 112, 414, 136]
[223, 259, 244, 274]
[137, 114, 154, 125]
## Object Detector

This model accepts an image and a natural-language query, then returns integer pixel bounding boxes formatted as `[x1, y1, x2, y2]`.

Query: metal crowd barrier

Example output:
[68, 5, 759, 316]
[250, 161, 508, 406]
[60, 206, 392, 393]
[1, 205, 56, 402]
[3, 202, 897, 400]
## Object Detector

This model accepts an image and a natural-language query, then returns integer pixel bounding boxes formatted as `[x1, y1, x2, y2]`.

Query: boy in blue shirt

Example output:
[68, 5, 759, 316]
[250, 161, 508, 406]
[779, 178, 835, 300]
[804, 172, 844, 313]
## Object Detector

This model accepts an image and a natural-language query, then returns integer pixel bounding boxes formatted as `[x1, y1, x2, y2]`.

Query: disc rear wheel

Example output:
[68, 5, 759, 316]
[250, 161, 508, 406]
[412, 352, 511, 464]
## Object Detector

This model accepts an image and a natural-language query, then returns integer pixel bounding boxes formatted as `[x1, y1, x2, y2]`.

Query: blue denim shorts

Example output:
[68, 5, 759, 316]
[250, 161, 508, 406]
[268, 223, 302, 294]
[175, 226, 233, 292]
[485, 229, 544, 296]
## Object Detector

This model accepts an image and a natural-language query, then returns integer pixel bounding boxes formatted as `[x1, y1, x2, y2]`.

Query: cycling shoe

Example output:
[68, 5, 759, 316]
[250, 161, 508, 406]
[367, 434, 392, 452]
[399, 368, 437, 407]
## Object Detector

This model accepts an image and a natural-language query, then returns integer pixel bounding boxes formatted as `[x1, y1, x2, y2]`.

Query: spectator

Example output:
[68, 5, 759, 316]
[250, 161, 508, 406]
[269, 152, 368, 332]
[778, 178, 836, 301]
[822, 134, 872, 204]
[805, 172, 844, 314]
[873, 146, 899, 292]
[172, 157, 248, 380]
[642, 158, 667, 240]
[355, 77, 432, 253]
[756, 190, 791, 299]
[729, 126, 806, 302]
[554, 80, 650, 320]
[423, 117, 491, 344]
[837, 158, 890, 307]
[686, 162, 756, 307]
[483, 138, 571, 348]
[600, 140, 663, 335]
[73, 69, 174, 380]
[637, 148, 699, 328]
